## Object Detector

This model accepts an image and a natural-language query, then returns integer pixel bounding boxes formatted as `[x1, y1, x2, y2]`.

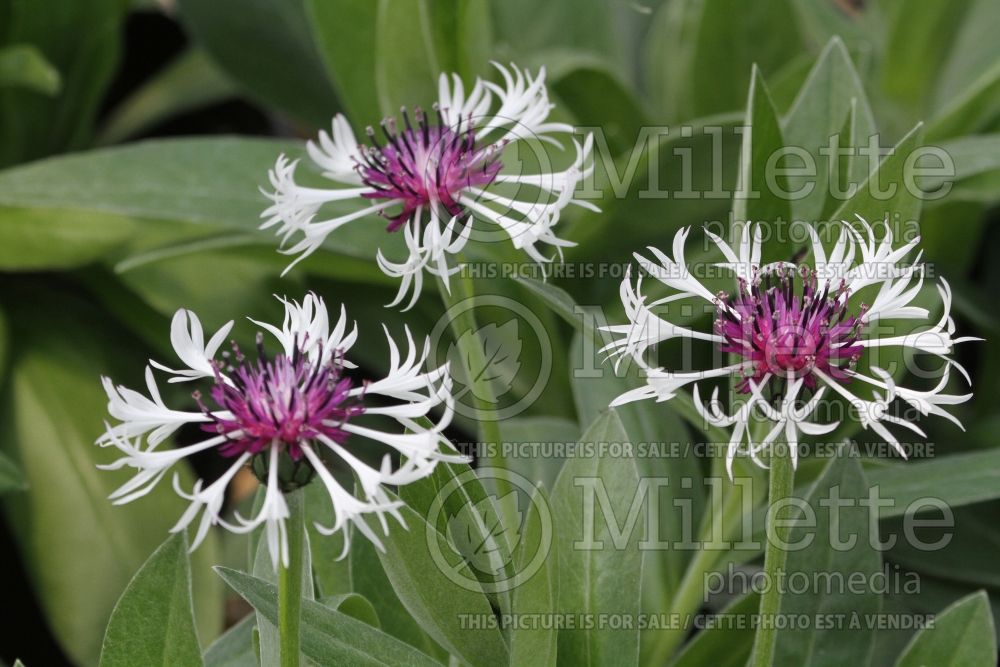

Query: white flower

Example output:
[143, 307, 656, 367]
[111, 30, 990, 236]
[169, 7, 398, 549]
[605, 218, 977, 475]
[97, 293, 464, 567]
[261, 62, 597, 309]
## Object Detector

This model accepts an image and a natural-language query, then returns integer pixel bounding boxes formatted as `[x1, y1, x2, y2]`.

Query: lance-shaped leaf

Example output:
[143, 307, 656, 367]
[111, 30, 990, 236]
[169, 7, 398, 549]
[400, 461, 518, 618]
[552, 409, 643, 665]
[782, 37, 877, 224]
[176, 0, 338, 126]
[216, 567, 443, 667]
[771, 453, 883, 666]
[829, 123, 925, 228]
[0, 45, 60, 95]
[99, 533, 203, 667]
[895, 591, 996, 667]
[202, 614, 255, 667]
[2, 292, 222, 666]
[672, 593, 760, 667]
[373, 499, 509, 667]
[510, 486, 558, 667]
[732, 66, 791, 227]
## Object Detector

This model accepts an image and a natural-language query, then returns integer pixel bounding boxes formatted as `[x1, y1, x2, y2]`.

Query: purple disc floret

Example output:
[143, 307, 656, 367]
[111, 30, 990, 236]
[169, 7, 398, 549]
[196, 336, 363, 460]
[358, 107, 502, 231]
[716, 265, 866, 392]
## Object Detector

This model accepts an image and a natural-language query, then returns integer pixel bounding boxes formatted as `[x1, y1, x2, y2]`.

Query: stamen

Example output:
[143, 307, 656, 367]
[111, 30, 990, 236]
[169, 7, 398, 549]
[196, 338, 364, 461]
[717, 269, 865, 394]
[356, 105, 503, 231]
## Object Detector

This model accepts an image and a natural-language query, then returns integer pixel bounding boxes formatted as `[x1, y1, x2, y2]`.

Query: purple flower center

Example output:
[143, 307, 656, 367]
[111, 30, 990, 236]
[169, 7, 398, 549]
[358, 107, 502, 231]
[716, 266, 866, 393]
[196, 337, 363, 460]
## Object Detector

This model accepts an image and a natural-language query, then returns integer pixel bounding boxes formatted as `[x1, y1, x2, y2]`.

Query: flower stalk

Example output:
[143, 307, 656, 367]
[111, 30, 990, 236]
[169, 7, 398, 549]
[278, 488, 305, 667]
[749, 445, 795, 667]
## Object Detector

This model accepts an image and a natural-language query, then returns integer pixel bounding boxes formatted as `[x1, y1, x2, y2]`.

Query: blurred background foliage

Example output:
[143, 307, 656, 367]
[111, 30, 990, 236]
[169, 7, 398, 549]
[1, 0, 1000, 665]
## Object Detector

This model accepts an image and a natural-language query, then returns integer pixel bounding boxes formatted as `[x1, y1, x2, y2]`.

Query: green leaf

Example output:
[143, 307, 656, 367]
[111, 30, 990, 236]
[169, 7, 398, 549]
[305, 0, 381, 124]
[0, 0, 126, 166]
[930, 0, 1000, 128]
[927, 61, 1000, 141]
[446, 490, 515, 577]
[96, 49, 238, 145]
[829, 122, 924, 232]
[552, 409, 643, 665]
[788, 0, 872, 54]
[731, 454, 1000, 571]
[374, 499, 510, 667]
[202, 614, 255, 667]
[398, 461, 516, 618]
[513, 274, 723, 441]
[867, 450, 1000, 519]
[0, 449, 26, 494]
[884, 573, 1000, 652]
[567, 332, 703, 598]
[732, 66, 791, 226]
[772, 453, 883, 666]
[0, 207, 135, 271]
[394, 0, 492, 83]
[885, 505, 1000, 590]
[449, 0, 493, 81]
[642, 0, 702, 121]
[920, 134, 1000, 204]
[0, 301, 7, 373]
[514, 277, 598, 341]
[176, 0, 339, 127]
[0, 292, 223, 666]
[320, 593, 381, 628]
[671, 593, 760, 667]
[645, 0, 806, 120]
[566, 318, 707, 612]
[510, 487, 557, 667]
[351, 532, 446, 658]
[565, 111, 744, 295]
[0, 44, 60, 95]
[0, 138, 397, 272]
[525, 49, 646, 156]
[879, 0, 970, 124]
[491, 0, 622, 70]
[215, 567, 443, 667]
[0, 137, 295, 229]
[99, 533, 203, 667]
[374, 0, 440, 116]
[499, 416, 580, 492]
[895, 591, 996, 667]
[782, 37, 877, 224]
[0, 307, 20, 495]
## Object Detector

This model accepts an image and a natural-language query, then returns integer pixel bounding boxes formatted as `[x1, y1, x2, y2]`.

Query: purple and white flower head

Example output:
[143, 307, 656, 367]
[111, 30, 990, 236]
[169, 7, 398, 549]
[97, 293, 463, 567]
[262, 63, 596, 310]
[604, 218, 977, 477]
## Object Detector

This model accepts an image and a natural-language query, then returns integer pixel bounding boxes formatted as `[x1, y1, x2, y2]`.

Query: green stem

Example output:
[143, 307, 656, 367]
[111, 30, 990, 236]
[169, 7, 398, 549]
[749, 449, 795, 667]
[278, 488, 305, 667]
[436, 271, 505, 467]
